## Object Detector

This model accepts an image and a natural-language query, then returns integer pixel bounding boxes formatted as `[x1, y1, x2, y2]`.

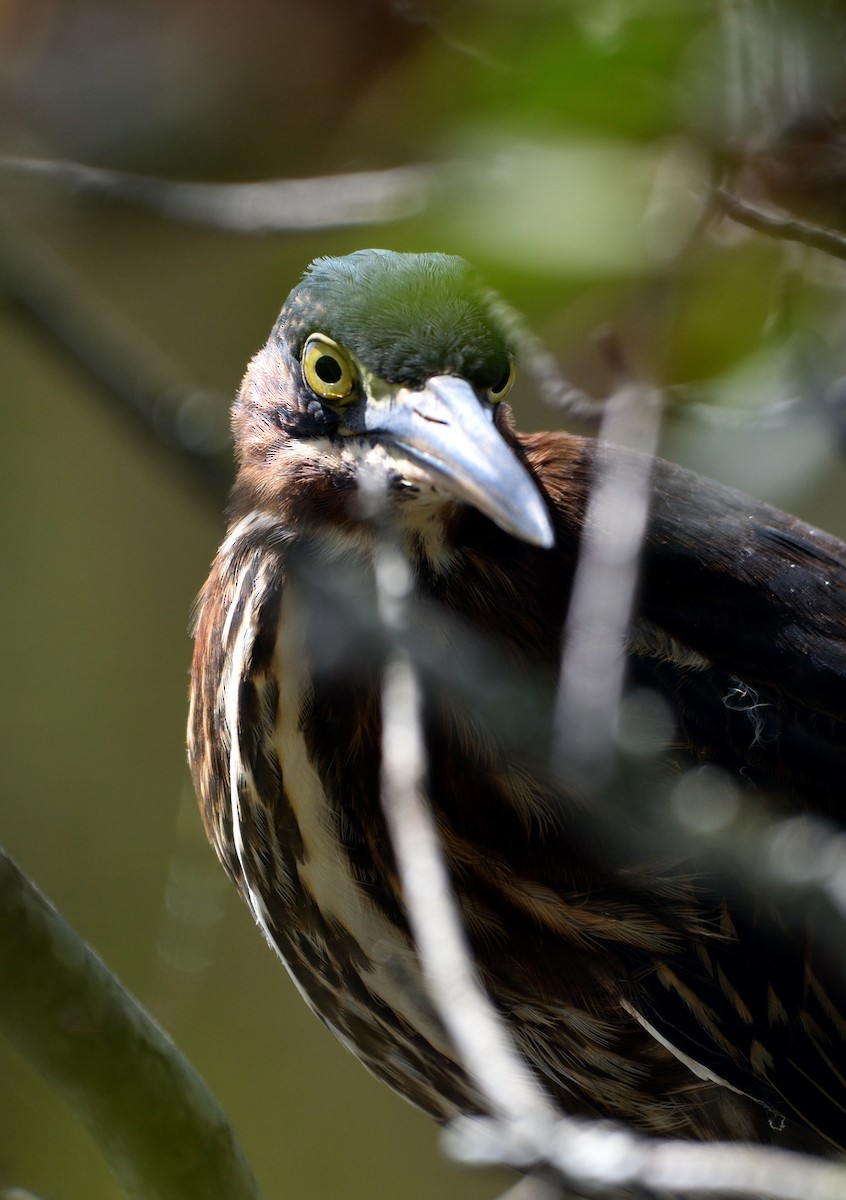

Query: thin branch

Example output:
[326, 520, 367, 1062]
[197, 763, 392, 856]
[713, 187, 846, 261]
[372, 534, 557, 1133]
[449, 1114, 846, 1200]
[552, 381, 663, 790]
[0, 847, 265, 1200]
[0, 156, 437, 233]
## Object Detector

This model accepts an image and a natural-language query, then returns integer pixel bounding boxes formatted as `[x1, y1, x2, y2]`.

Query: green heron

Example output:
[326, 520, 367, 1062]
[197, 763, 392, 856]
[188, 250, 846, 1156]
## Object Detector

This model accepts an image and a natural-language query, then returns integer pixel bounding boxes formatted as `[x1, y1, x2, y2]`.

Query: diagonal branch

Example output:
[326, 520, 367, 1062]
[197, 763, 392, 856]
[552, 381, 663, 791]
[713, 187, 846, 261]
[0, 847, 265, 1200]
[371, 529, 557, 1132]
[0, 156, 437, 233]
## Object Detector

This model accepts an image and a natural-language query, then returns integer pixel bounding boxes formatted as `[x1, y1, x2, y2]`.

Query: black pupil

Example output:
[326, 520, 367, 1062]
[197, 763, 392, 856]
[490, 365, 511, 394]
[315, 354, 343, 384]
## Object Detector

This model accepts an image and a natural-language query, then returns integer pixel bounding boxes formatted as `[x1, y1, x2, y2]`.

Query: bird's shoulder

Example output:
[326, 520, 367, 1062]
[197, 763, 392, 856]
[522, 431, 846, 719]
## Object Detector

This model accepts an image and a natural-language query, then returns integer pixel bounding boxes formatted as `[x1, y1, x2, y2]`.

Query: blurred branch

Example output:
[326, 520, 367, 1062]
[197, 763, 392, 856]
[0, 156, 437, 233]
[0, 214, 231, 508]
[0, 846, 265, 1200]
[361, 463, 557, 1127]
[0, 155, 839, 464]
[379, 647, 556, 1128]
[713, 187, 846, 261]
[449, 1113, 846, 1200]
[553, 380, 663, 791]
[512, 299, 818, 438]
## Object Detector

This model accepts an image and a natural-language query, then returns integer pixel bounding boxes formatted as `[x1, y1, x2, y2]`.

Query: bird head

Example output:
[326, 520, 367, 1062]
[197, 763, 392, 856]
[232, 249, 554, 549]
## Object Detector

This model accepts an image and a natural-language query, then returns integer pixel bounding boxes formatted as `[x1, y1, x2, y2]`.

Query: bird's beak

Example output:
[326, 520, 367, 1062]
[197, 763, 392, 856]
[362, 375, 555, 548]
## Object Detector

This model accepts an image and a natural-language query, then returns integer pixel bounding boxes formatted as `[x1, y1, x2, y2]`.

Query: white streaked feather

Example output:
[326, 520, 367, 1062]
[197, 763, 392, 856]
[222, 555, 275, 936]
[273, 581, 457, 1055]
[218, 550, 352, 1033]
[216, 535, 457, 1060]
[218, 511, 281, 569]
[624, 1001, 746, 1096]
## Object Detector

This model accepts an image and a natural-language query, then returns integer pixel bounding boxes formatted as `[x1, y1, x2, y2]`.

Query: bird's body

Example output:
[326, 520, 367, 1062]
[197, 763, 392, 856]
[189, 250, 846, 1156]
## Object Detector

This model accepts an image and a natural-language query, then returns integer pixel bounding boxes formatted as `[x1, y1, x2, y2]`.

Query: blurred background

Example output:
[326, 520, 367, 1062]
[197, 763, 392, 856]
[2, 1, 846, 1196]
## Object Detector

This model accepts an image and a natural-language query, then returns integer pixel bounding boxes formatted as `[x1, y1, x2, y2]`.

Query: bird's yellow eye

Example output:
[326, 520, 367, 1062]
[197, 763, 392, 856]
[301, 334, 357, 402]
[486, 360, 516, 403]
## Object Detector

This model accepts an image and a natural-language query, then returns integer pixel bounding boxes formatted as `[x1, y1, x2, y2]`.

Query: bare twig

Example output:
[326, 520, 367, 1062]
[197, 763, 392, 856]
[552, 381, 663, 790]
[713, 187, 846, 261]
[450, 1113, 846, 1200]
[0, 847, 264, 1200]
[373, 533, 557, 1134]
[0, 156, 437, 233]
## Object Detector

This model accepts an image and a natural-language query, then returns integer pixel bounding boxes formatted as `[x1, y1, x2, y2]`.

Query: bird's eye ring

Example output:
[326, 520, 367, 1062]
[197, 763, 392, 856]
[301, 334, 357, 403]
[486, 360, 516, 403]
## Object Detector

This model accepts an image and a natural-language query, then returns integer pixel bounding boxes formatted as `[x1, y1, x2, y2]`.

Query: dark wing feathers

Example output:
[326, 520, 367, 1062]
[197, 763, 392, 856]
[628, 885, 846, 1149]
[640, 459, 846, 720]
[607, 452, 846, 1145]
